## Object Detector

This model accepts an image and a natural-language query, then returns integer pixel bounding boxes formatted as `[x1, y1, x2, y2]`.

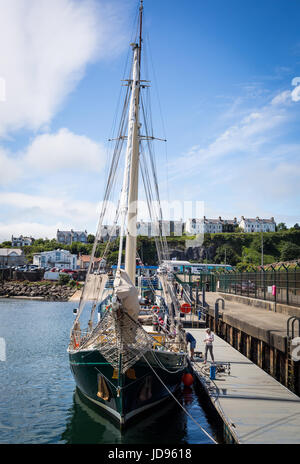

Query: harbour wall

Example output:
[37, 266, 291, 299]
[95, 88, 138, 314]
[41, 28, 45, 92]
[205, 296, 300, 396]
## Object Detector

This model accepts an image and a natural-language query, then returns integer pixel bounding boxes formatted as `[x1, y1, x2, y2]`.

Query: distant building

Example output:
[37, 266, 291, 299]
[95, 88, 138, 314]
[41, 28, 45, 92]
[137, 220, 184, 237]
[222, 218, 238, 232]
[170, 220, 184, 236]
[185, 216, 278, 234]
[239, 217, 276, 233]
[78, 254, 106, 270]
[137, 221, 151, 237]
[185, 217, 224, 234]
[201, 217, 223, 233]
[33, 249, 77, 270]
[185, 218, 203, 235]
[0, 248, 26, 266]
[158, 220, 171, 236]
[11, 235, 35, 247]
[100, 225, 120, 242]
[57, 229, 88, 245]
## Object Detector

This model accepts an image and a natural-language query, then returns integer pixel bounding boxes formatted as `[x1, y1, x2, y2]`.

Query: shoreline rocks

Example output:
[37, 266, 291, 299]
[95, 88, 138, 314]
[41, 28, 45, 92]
[0, 281, 78, 301]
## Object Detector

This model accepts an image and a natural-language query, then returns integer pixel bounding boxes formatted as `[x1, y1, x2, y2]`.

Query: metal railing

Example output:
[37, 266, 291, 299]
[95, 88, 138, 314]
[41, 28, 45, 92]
[217, 263, 300, 307]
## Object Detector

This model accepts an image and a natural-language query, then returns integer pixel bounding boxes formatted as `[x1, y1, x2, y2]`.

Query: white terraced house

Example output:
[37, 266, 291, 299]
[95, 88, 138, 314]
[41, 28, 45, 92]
[33, 249, 77, 270]
[185, 218, 203, 235]
[186, 216, 225, 234]
[137, 220, 184, 237]
[239, 216, 276, 233]
[137, 221, 151, 237]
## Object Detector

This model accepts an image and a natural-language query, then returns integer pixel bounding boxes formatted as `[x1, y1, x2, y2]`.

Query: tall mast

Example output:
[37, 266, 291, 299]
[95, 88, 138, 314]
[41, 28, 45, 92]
[124, 0, 143, 284]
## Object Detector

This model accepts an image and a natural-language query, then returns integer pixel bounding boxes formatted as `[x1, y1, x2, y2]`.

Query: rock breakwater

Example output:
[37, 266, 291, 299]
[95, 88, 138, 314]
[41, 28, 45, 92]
[0, 281, 78, 301]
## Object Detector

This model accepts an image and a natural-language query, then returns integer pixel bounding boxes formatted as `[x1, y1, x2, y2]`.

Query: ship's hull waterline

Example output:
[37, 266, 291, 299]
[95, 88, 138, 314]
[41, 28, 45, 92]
[69, 348, 187, 427]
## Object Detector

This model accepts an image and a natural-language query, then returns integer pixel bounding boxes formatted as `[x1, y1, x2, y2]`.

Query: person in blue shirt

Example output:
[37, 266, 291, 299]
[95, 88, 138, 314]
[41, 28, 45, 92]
[186, 332, 196, 361]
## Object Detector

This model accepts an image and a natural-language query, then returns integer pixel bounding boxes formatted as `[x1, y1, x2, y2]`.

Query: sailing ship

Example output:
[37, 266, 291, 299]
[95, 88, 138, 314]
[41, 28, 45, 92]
[68, 0, 188, 427]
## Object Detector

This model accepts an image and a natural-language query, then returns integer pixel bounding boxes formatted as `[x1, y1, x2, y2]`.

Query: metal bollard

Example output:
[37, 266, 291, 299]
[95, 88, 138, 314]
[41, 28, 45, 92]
[214, 298, 225, 333]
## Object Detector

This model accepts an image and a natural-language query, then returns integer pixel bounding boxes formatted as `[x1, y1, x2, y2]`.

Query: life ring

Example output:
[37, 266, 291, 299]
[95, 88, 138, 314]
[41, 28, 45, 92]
[152, 305, 160, 311]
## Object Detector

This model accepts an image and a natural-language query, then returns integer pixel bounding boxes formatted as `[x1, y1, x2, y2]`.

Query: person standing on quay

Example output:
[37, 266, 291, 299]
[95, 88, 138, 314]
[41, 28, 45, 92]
[186, 332, 196, 362]
[203, 328, 214, 364]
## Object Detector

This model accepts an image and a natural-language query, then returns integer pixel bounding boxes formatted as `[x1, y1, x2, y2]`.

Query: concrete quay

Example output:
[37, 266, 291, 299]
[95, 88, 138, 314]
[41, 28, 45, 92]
[203, 292, 300, 396]
[216, 291, 300, 318]
[189, 328, 300, 444]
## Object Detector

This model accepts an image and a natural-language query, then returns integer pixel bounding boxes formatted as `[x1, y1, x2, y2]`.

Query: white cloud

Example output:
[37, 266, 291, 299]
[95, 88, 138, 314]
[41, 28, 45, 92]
[0, 192, 100, 224]
[0, 127, 106, 185]
[24, 128, 106, 173]
[170, 105, 286, 180]
[0, 192, 123, 240]
[0, 147, 22, 184]
[170, 81, 300, 182]
[271, 90, 291, 105]
[0, 0, 127, 137]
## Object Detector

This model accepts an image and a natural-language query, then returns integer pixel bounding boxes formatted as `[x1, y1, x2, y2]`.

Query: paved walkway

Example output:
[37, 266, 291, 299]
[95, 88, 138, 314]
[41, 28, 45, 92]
[190, 328, 300, 444]
[203, 292, 295, 351]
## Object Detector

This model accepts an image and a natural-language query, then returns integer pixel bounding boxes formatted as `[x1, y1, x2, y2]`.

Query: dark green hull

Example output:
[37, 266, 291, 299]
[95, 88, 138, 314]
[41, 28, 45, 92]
[69, 348, 186, 426]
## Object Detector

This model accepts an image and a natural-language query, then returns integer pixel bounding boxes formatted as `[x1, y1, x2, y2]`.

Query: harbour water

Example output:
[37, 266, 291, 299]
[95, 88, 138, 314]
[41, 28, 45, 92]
[0, 299, 222, 444]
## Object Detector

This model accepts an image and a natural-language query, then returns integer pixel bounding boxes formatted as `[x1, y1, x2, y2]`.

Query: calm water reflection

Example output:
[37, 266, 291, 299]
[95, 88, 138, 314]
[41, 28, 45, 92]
[0, 299, 222, 444]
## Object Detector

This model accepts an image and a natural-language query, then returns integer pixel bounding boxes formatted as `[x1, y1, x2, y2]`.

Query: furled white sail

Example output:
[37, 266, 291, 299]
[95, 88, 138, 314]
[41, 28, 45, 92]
[114, 269, 140, 321]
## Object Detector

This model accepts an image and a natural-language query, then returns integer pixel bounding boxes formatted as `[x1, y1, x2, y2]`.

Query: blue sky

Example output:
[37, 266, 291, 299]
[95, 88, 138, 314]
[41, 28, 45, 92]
[0, 0, 300, 241]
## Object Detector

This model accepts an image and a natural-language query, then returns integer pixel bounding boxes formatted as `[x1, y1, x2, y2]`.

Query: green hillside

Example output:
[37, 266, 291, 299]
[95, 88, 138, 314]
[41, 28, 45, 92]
[2, 229, 300, 269]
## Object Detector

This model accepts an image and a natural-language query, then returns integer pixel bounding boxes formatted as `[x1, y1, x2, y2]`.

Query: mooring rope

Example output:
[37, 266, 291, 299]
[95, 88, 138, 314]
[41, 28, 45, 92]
[142, 354, 218, 444]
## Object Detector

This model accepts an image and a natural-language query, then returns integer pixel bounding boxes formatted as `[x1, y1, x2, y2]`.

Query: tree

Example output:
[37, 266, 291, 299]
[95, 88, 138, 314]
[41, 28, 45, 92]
[87, 234, 95, 244]
[34, 238, 45, 245]
[236, 262, 256, 272]
[251, 234, 279, 257]
[233, 226, 243, 233]
[293, 223, 300, 230]
[280, 242, 300, 261]
[214, 245, 239, 266]
[277, 222, 288, 231]
[1, 241, 12, 247]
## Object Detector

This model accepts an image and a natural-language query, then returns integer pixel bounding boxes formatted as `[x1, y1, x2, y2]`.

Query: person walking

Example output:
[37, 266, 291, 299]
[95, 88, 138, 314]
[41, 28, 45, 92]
[203, 328, 214, 364]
